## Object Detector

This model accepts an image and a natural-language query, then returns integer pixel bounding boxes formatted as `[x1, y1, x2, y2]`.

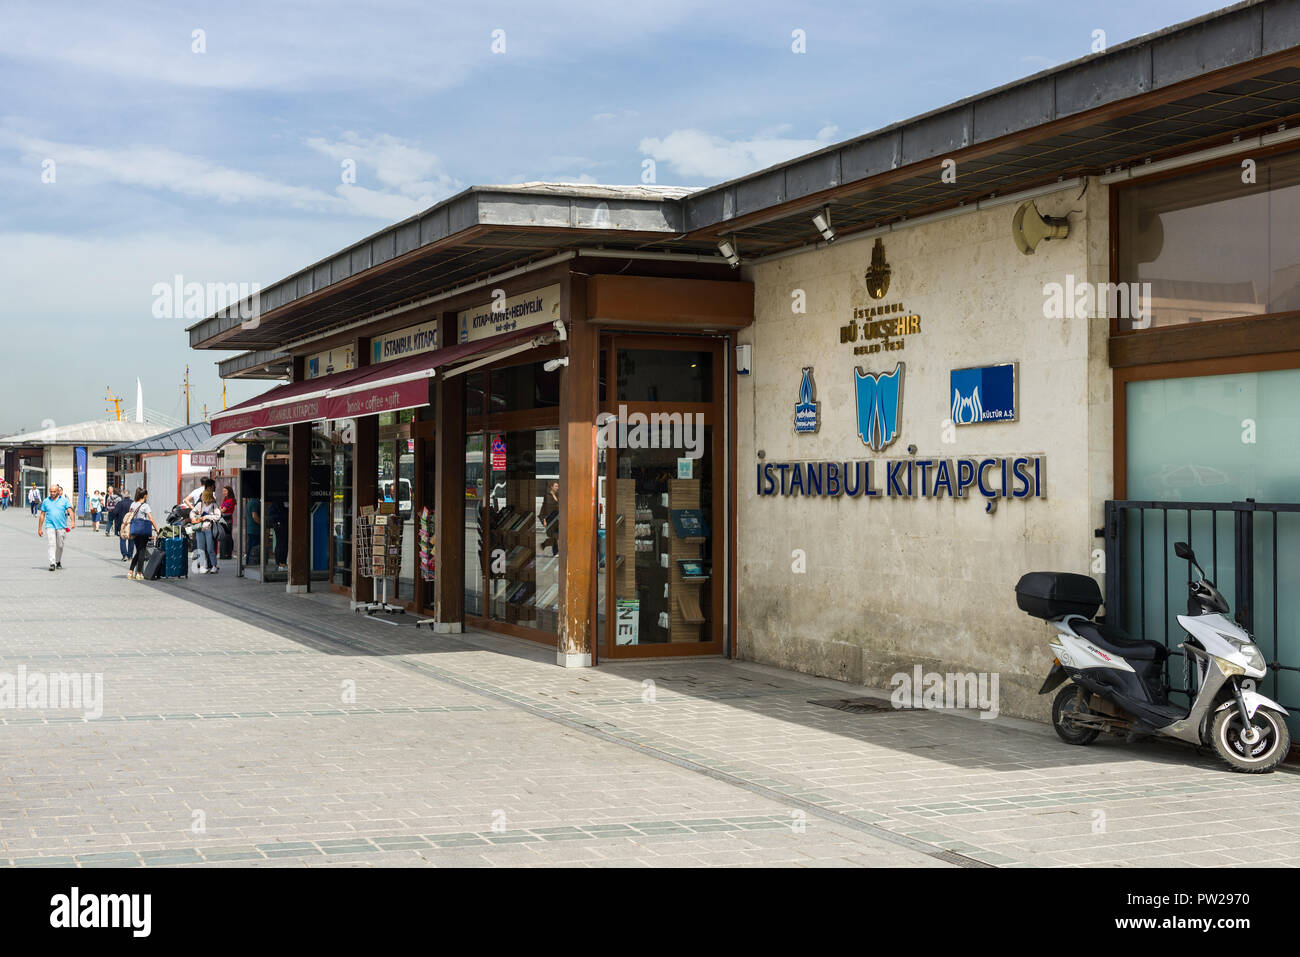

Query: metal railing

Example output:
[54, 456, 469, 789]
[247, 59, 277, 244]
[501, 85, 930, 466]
[1102, 499, 1300, 713]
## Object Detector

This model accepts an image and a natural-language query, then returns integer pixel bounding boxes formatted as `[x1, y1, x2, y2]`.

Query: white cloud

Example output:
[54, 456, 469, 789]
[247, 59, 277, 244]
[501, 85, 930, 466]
[1, 128, 456, 220]
[639, 127, 839, 181]
[305, 132, 458, 200]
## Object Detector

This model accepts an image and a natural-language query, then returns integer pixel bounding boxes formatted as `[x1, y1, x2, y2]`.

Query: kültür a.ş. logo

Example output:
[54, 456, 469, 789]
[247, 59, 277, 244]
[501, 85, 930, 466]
[854, 362, 903, 451]
[865, 237, 891, 300]
[794, 367, 820, 434]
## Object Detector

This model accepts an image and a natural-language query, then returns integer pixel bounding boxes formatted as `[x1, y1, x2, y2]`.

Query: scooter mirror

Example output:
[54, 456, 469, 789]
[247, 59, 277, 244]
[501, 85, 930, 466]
[1174, 541, 1193, 561]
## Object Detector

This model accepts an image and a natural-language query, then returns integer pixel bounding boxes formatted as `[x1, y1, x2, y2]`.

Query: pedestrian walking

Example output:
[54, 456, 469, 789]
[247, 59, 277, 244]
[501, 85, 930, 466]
[103, 487, 121, 536]
[0, 481, 11, 511]
[28, 484, 41, 515]
[125, 489, 157, 581]
[36, 482, 74, 571]
[218, 485, 236, 561]
[88, 489, 103, 532]
[110, 490, 134, 562]
[191, 489, 220, 574]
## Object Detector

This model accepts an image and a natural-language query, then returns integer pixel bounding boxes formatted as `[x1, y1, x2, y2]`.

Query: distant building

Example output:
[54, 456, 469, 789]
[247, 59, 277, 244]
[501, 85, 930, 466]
[0, 419, 164, 513]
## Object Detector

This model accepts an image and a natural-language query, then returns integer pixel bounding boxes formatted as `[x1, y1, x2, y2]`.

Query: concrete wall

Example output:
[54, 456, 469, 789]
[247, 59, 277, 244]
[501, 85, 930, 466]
[47, 446, 74, 502]
[734, 180, 1112, 720]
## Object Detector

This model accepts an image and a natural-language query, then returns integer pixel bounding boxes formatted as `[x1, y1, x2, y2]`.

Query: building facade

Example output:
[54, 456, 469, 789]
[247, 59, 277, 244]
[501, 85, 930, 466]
[193, 1, 1300, 727]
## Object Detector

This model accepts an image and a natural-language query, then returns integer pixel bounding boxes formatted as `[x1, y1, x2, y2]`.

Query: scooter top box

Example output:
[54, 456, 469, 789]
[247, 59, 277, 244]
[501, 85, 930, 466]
[1015, 571, 1102, 620]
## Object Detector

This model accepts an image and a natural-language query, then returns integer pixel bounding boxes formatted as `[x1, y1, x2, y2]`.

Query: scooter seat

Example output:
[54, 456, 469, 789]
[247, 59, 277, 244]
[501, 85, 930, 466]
[1072, 620, 1169, 662]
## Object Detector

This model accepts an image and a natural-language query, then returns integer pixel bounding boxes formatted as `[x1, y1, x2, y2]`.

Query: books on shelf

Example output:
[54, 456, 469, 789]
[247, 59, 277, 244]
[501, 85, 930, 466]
[677, 559, 711, 581]
[670, 509, 708, 540]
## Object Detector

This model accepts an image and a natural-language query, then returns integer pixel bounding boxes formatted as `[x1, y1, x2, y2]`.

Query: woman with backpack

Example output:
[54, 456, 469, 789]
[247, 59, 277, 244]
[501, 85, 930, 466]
[124, 489, 158, 581]
[192, 488, 221, 574]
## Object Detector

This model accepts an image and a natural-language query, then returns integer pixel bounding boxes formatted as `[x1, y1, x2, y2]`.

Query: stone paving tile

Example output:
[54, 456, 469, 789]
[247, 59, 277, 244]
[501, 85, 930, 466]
[2, 511, 1295, 869]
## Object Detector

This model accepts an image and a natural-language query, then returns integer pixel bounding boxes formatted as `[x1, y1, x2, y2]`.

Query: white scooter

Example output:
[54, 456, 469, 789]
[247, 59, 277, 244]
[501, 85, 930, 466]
[1017, 541, 1290, 772]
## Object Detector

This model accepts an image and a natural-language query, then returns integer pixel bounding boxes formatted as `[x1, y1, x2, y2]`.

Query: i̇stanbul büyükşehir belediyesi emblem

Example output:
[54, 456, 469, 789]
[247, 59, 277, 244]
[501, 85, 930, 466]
[865, 237, 891, 300]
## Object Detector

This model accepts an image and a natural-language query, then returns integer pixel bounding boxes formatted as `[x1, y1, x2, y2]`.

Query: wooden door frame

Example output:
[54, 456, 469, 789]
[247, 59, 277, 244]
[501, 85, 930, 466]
[599, 333, 727, 659]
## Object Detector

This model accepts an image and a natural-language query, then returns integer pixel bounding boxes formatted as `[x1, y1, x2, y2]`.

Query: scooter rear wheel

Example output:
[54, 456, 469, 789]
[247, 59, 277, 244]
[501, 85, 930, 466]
[1052, 684, 1100, 745]
[1210, 706, 1290, 773]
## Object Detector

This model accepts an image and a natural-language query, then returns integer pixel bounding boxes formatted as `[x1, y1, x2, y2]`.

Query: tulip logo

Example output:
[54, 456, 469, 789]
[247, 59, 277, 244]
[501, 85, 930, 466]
[853, 362, 903, 451]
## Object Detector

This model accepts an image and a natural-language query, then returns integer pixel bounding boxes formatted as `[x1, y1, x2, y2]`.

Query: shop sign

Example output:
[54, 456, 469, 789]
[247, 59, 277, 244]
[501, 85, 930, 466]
[190, 452, 219, 468]
[457, 284, 560, 344]
[372, 319, 439, 364]
[616, 599, 640, 646]
[306, 346, 355, 379]
[854, 363, 903, 451]
[225, 445, 248, 469]
[490, 435, 507, 470]
[951, 363, 1017, 425]
[755, 456, 1045, 500]
[794, 367, 820, 434]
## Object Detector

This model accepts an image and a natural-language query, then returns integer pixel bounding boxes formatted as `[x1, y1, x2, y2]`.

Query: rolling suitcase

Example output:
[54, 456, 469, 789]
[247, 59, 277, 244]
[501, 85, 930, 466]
[164, 535, 188, 578]
[144, 547, 167, 581]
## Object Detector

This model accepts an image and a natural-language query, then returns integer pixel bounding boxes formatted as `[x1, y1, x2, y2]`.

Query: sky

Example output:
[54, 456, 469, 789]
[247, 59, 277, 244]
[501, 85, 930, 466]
[0, 0, 1229, 435]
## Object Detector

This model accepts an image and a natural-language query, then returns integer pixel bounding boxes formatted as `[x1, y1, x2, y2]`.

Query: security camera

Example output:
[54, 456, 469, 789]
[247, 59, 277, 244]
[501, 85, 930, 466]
[812, 206, 836, 243]
[544, 357, 569, 373]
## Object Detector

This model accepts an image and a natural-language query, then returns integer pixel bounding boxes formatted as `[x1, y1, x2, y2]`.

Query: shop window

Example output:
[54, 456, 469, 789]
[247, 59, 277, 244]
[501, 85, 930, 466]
[466, 372, 487, 418]
[1116, 151, 1300, 331]
[489, 361, 560, 413]
[617, 349, 713, 403]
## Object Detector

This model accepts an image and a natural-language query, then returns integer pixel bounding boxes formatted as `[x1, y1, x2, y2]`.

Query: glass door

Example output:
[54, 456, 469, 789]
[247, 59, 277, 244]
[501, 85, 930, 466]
[604, 336, 724, 658]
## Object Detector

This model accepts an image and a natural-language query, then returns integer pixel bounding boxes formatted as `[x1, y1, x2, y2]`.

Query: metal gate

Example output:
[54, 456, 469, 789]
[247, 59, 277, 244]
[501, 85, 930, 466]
[1102, 499, 1300, 716]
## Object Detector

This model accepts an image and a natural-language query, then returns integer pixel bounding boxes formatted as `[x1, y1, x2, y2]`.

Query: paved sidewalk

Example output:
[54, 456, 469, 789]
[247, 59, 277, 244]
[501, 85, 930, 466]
[0, 508, 1296, 868]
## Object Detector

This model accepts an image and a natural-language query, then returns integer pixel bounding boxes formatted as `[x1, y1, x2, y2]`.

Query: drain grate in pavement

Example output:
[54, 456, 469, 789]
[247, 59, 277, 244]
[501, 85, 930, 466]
[928, 849, 994, 869]
[808, 697, 907, 715]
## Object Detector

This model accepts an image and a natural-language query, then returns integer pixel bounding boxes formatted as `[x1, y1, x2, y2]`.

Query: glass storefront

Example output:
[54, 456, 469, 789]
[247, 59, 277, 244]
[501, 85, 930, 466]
[464, 359, 562, 639]
[1116, 151, 1300, 330]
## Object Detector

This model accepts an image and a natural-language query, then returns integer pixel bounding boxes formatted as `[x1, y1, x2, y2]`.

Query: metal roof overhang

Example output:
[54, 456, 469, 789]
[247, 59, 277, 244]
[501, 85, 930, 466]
[218, 349, 292, 380]
[189, 186, 715, 353]
[680, 3, 1300, 253]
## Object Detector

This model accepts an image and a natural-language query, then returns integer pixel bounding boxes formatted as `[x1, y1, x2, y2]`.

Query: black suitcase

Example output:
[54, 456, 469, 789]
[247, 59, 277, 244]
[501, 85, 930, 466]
[144, 546, 167, 581]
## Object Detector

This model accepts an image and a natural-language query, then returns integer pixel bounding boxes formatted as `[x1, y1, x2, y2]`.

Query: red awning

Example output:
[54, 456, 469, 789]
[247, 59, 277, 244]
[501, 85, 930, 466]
[210, 324, 554, 434]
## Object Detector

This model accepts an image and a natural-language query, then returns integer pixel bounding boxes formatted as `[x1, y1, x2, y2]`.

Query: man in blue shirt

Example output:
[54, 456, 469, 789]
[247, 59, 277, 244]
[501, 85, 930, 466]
[36, 482, 75, 570]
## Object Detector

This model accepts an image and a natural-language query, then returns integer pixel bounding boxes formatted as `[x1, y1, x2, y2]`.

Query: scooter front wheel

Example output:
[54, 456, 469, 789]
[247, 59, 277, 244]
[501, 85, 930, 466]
[1052, 684, 1099, 745]
[1211, 706, 1291, 773]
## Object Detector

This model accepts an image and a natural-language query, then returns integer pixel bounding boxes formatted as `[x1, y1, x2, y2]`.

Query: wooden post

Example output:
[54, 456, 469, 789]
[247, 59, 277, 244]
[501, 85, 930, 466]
[287, 420, 310, 593]
[433, 312, 465, 632]
[558, 279, 597, 667]
[353, 337, 377, 605]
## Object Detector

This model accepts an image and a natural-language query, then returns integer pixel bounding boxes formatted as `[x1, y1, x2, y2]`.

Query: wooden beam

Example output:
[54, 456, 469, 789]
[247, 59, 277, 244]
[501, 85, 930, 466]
[287, 421, 310, 592]
[433, 311, 466, 631]
[558, 278, 598, 666]
[587, 274, 753, 330]
[1109, 311, 1300, 368]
